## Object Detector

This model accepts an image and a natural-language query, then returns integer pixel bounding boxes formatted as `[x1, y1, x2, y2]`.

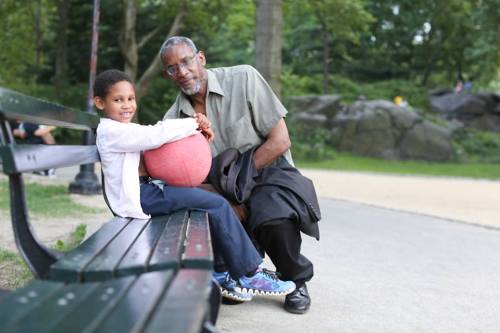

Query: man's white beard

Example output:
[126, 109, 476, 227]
[181, 79, 202, 95]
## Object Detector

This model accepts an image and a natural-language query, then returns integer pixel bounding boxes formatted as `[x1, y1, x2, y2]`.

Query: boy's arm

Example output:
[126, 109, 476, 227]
[99, 118, 199, 153]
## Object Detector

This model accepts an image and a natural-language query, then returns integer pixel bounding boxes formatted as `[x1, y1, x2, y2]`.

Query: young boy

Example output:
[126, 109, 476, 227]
[94, 69, 295, 303]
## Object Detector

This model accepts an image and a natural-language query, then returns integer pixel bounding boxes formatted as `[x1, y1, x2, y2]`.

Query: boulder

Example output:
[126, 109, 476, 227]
[429, 91, 500, 131]
[285, 95, 342, 126]
[332, 100, 454, 161]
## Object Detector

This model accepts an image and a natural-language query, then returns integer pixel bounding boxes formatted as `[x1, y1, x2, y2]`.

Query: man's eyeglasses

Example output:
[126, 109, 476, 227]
[164, 53, 198, 76]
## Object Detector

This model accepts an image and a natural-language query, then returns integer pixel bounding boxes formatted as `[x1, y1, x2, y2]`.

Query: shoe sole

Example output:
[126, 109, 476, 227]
[284, 303, 310, 314]
[239, 286, 296, 296]
[220, 288, 253, 302]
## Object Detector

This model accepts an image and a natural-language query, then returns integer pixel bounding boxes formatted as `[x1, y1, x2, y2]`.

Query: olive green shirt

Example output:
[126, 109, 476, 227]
[164, 65, 292, 163]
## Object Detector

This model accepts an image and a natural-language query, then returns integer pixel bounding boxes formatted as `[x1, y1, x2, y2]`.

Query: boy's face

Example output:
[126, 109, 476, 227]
[94, 81, 137, 123]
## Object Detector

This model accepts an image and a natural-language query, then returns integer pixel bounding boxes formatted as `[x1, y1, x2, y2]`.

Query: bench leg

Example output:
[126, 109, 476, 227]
[202, 321, 220, 333]
[9, 174, 62, 279]
[208, 278, 221, 325]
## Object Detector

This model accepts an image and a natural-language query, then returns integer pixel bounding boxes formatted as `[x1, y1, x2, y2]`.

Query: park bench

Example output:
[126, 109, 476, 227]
[0, 87, 220, 333]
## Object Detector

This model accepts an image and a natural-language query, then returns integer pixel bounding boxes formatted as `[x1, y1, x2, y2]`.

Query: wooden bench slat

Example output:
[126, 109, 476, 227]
[89, 270, 175, 333]
[115, 216, 167, 277]
[0, 144, 100, 174]
[148, 210, 189, 271]
[83, 219, 149, 282]
[50, 217, 130, 282]
[49, 276, 136, 333]
[143, 269, 212, 333]
[183, 210, 214, 269]
[0, 280, 65, 327]
[2, 282, 100, 333]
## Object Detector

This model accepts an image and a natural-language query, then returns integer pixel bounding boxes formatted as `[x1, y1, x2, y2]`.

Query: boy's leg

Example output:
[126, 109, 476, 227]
[140, 183, 295, 298]
[140, 183, 261, 279]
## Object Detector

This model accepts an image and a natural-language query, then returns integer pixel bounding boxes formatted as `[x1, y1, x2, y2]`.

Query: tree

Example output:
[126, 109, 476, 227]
[119, 0, 184, 98]
[284, 0, 373, 93]
[54, 0, 70, 98]
[255, 0, 282, 97]
[0, 1, 39, 86]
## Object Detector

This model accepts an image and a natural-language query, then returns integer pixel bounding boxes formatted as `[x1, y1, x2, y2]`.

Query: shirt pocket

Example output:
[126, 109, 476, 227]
[224, 114, 262, 151]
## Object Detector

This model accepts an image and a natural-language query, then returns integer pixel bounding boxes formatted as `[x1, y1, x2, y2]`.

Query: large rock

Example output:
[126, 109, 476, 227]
[332, 100, 454, 161]
[285, 95, 342, 126]
[430, 91, 500, 131]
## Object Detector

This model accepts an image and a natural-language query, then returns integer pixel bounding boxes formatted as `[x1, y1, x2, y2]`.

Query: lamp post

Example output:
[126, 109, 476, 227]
[69, 0, 102, 195]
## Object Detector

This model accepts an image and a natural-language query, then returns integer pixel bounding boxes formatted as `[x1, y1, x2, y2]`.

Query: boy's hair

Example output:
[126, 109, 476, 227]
[94, 69, 133, 98]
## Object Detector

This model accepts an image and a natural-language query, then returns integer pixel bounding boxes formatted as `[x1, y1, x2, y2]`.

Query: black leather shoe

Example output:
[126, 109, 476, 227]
[284, 284, 311, 314]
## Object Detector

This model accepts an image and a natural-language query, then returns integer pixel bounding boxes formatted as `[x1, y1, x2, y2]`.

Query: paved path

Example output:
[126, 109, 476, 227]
[218, 198, 500, 333]
[302, 170, 500, 229]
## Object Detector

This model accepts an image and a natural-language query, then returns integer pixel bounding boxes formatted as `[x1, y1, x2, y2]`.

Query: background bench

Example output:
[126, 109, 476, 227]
[0, 87, 220, 332]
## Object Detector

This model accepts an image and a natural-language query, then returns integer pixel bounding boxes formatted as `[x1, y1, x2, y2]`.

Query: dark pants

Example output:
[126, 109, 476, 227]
[254, 219, 313, 287]
[140, 182, 261, 279]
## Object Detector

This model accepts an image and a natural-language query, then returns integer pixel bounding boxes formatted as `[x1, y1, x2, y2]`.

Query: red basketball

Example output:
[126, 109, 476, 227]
[143, 133, 212, 187]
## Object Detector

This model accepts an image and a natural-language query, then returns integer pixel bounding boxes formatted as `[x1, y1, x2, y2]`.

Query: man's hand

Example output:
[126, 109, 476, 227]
[231, 203, 248, 222]
[198, 184, 248, 221]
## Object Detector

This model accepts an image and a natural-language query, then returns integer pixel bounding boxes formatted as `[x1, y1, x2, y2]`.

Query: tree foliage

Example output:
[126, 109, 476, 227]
[0, 0, 498, 120]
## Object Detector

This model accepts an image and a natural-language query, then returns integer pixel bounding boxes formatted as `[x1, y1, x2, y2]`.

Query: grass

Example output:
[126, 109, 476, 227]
[296, 153, 500, 180]
[52, 224, 87, 252]
[0, 224, 87, 290]
[0, 180, 104, 216]
[0, 248, 32, 290]
[0, 181, 95, 290]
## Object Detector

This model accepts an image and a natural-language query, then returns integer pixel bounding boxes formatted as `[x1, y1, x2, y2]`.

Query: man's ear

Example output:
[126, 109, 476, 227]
[198, 51, 206, 66]
[94, 96, 105, 111]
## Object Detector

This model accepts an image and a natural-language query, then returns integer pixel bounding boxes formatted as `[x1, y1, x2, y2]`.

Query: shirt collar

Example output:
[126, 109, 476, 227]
[207, 69, 224, 97]
[178, 69, 224, 117]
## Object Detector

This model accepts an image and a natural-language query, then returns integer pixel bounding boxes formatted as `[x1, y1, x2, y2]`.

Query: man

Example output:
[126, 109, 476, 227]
[160, 36, 320, 314]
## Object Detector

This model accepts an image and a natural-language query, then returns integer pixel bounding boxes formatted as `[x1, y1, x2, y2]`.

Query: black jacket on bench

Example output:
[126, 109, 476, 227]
[207, 147, 320, 240]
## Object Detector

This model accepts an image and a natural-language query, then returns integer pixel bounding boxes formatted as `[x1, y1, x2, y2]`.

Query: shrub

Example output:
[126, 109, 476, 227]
[454, 129, 500, 163]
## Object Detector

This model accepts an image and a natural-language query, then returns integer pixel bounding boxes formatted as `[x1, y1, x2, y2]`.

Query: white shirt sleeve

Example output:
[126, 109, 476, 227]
[97, 118, 199, 153]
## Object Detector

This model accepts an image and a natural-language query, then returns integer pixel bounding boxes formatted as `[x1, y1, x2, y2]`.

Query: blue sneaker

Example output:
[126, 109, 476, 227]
[239, 268, 296, 296]
[213, 271, 253, 302]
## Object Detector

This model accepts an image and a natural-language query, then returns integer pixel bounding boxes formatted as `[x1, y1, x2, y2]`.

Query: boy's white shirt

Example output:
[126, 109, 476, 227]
[96, 117, 199, 219]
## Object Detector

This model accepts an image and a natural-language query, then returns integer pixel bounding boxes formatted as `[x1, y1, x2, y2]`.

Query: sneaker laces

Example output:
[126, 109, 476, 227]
[261, 268, 280, 281]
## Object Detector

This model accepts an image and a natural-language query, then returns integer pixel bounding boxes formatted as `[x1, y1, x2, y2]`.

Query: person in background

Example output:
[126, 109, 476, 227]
[12, 122, 57, 177]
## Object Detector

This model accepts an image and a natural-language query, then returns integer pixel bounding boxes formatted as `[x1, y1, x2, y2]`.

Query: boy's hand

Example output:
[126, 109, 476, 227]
[201, 127, 214, 142]
[193, 113, 214, 142]
[193, 113, 210, 130]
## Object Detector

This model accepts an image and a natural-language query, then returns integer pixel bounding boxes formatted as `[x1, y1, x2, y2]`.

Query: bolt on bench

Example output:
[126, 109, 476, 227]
[0, 87, 220, 333]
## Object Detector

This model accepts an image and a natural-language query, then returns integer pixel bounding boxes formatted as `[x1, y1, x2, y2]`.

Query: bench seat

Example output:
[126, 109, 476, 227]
[50, 210, 213, 283]
[0, 269, 214, 333]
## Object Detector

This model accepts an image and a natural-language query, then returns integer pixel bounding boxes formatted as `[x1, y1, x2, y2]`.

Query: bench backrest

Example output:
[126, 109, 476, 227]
[0, 87, 101, 278]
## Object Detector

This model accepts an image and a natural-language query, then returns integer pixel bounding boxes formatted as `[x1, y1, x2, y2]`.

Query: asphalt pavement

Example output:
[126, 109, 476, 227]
[217, 198, 500, 333]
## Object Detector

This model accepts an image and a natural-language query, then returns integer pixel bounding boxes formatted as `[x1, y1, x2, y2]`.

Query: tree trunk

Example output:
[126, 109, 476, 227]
[135, 11, 184, 100]
[255, 0, 282, 98]
[120, 0, 138, 80]
[54, 0, 70, 98]
[322, 29, 331, 94]
[34, 0, 42, 68]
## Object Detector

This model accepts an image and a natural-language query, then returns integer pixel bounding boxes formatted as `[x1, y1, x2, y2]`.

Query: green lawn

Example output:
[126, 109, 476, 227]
[296, 154, 500, 180]
[0, 180, 105, 216]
